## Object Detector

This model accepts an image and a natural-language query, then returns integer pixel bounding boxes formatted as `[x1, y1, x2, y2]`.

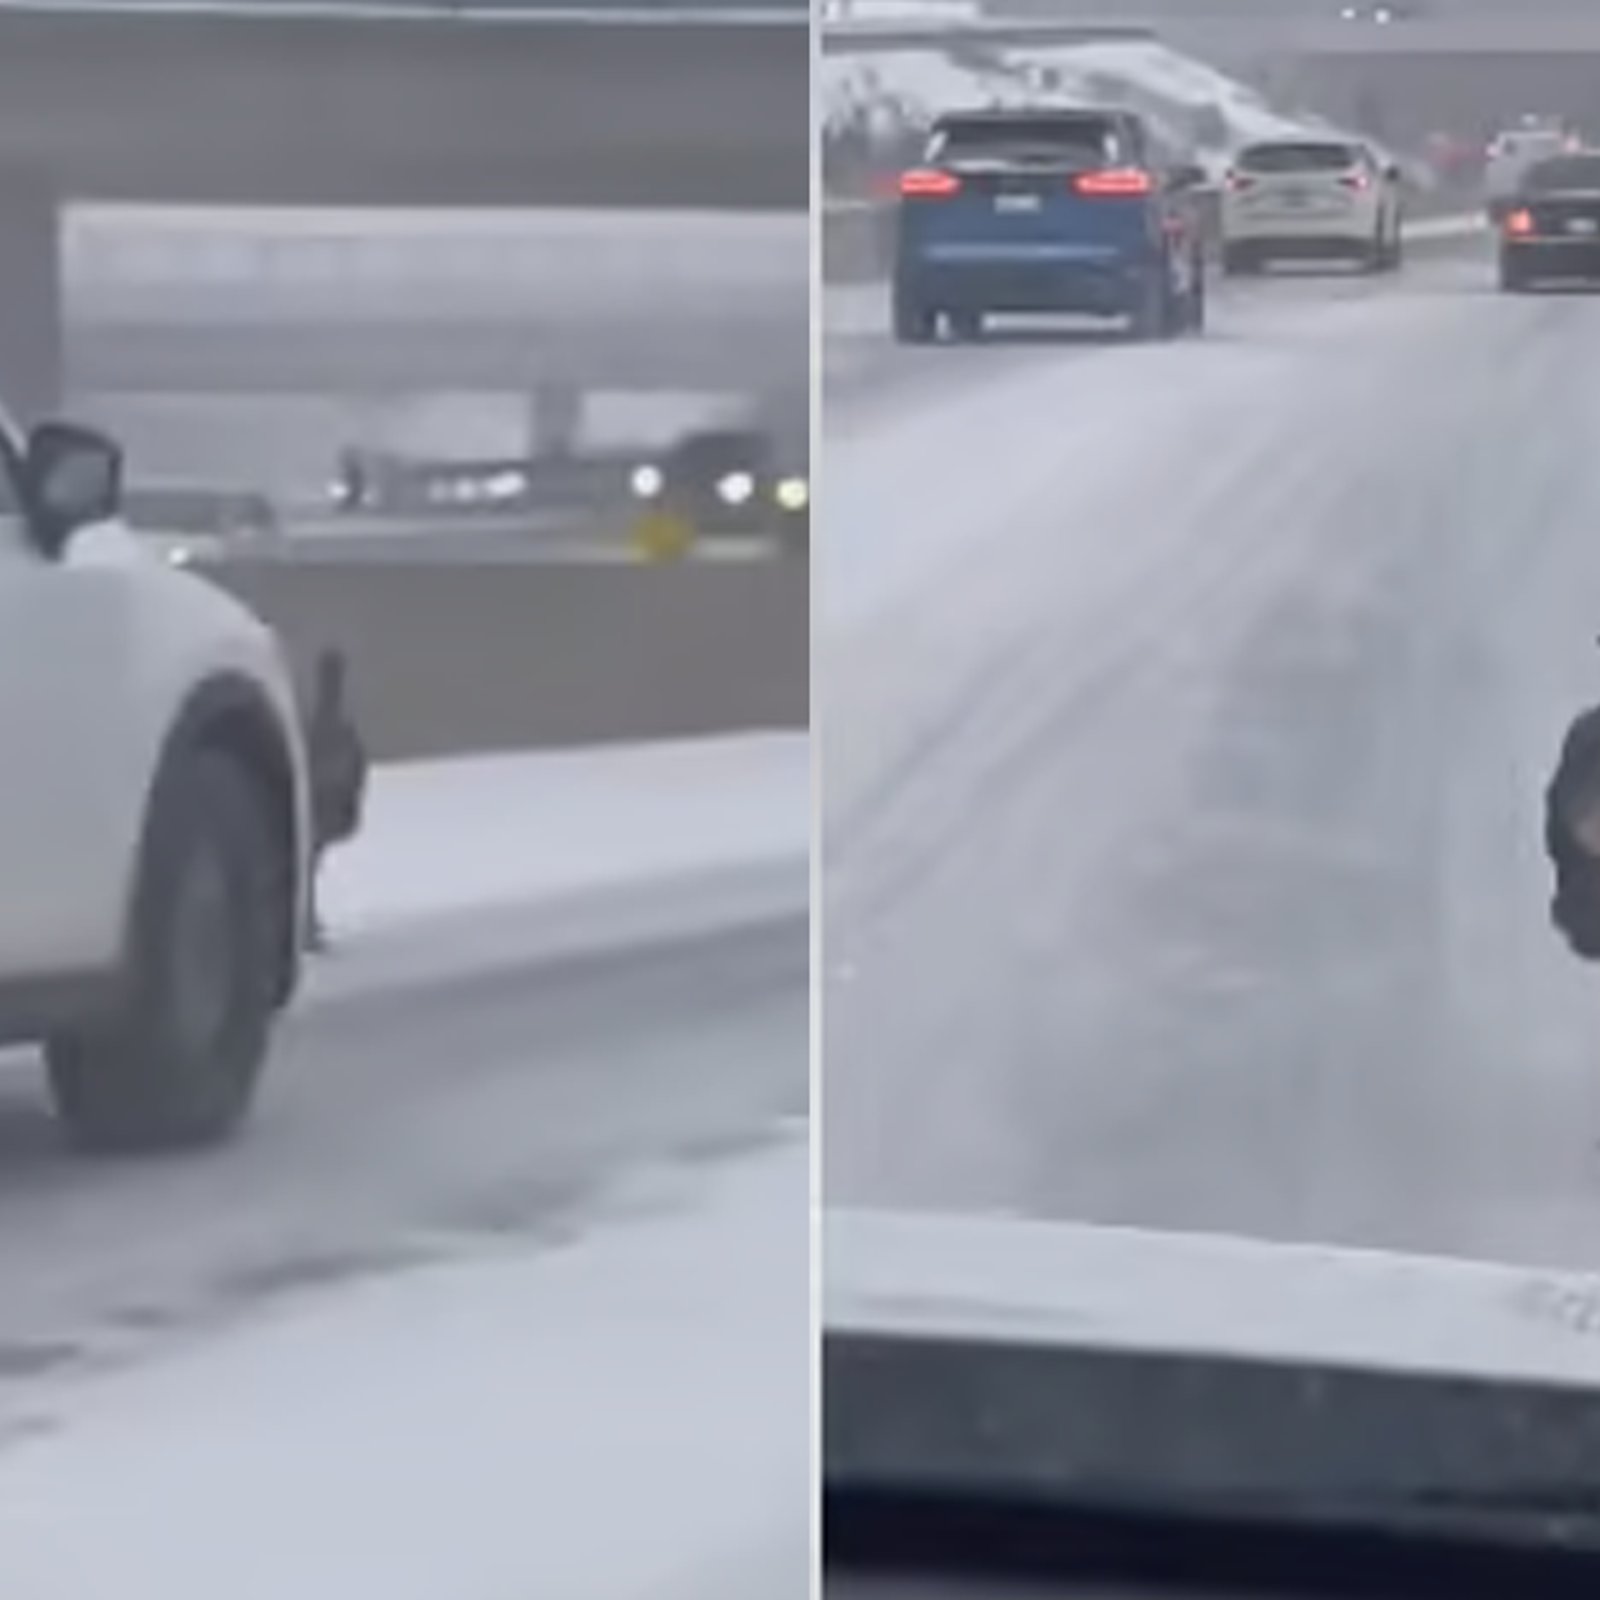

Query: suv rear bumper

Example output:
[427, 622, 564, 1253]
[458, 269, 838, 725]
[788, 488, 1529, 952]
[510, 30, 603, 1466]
[1225, 232, 1376, 260]
[896, 255, 1159, 315]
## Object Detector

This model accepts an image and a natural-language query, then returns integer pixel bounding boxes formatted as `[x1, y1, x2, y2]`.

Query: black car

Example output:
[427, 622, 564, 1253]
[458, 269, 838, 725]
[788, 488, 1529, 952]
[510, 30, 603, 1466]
[1499, 150, 1600, 291]
[630, 428, 808, 548]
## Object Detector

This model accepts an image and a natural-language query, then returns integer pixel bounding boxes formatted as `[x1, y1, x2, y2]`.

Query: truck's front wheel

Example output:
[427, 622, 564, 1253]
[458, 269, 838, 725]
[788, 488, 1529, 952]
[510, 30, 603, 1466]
[48, 749, 283, 1153]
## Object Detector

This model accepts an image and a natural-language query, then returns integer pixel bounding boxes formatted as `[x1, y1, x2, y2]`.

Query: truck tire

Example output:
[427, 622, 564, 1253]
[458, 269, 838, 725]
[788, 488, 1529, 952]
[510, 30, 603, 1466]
[47, 748, 283, 1153]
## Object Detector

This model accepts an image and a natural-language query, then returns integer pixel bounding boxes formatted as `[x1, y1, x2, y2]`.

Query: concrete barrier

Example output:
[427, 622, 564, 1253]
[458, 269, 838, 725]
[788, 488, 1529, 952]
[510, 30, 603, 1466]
[200, 556, 809, 760]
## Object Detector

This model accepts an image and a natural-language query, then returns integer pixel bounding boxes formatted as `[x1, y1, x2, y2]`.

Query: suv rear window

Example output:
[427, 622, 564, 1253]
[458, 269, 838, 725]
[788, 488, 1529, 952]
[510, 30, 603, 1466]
[1524, 154, 1600, 192]
[1495, 132, 1564, 158]
[1238, 142, 1360, 174]
[929, 114, 1127, 168]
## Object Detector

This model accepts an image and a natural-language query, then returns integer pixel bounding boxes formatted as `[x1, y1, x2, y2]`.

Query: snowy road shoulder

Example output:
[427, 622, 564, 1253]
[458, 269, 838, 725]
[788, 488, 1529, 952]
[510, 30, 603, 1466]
[306, 731, 810, 1005]
[0, 1132, 810, 1600]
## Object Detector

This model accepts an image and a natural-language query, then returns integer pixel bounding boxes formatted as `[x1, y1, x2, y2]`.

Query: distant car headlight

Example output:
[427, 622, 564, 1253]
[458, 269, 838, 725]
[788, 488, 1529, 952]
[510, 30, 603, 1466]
[630, 464, 664, 499]
[717, 471, 756, 506]
[485, 470, 527, 502]
[775, 476, 809, 512]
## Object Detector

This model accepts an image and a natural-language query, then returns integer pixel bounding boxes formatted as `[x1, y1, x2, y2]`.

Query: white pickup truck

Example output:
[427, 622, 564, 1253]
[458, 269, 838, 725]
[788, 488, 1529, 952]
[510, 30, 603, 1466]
[0, 417, 309, 1153]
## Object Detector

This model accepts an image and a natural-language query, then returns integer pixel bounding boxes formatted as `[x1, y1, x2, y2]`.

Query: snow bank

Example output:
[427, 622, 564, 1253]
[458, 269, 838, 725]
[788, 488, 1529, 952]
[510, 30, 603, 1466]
[323, 732, 810, 939]
[0, 1134, 810, 1600]
[823, 31, 1362, 181]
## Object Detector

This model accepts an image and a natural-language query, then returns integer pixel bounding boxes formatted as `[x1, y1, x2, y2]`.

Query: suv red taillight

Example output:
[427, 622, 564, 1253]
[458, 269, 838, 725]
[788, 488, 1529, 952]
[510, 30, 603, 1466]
[1075, 168, 1154, 197]
[899, 168, 961, 199]
[1339, 171, 1372, 191]
[1226, 171, 1255, 192]
[1505, 207, 1535, 236]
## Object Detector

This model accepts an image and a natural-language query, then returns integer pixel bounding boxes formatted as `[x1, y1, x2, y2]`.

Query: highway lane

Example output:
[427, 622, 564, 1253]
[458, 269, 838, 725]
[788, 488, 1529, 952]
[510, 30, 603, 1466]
[822, 219, 1485, 413]
[822, 240, 1600, 1272]
[0, 918, 805, 1436]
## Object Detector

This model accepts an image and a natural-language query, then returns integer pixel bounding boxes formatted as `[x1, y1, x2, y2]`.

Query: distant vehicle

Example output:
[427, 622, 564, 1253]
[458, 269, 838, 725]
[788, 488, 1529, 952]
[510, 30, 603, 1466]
[1336, 2, 1423, 20]
[628, 428, 808, 548]
[890, 106, 1208, 344]
[1498, 151, 1600, 292]
[328, 450, 630, 521]
[0, 416, 308, 1152]
[1486, 121, 1578, 222]
[1220, 138, 1404, 274]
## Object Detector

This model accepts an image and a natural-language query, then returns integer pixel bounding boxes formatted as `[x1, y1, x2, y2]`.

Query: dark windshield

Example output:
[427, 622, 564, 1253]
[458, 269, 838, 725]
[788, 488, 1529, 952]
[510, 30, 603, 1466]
[1238, 142, 1360, 174]
[1525, 155, 1600, 192]
[929, 114, 1126, 168]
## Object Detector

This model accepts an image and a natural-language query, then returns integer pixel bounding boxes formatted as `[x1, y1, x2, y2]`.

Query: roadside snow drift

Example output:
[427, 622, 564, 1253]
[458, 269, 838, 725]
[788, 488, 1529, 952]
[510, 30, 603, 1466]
[824, 31, 1386, 182]
[324, 732, 809, 937]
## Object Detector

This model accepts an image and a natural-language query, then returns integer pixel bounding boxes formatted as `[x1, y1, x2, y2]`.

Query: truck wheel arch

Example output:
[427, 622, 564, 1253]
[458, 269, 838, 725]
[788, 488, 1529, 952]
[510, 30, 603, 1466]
[132, 673, 304, 1009]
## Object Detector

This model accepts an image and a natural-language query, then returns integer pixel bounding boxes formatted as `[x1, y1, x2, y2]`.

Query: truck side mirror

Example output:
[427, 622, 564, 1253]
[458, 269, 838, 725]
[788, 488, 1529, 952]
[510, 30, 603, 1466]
[22, 421, 123, 559]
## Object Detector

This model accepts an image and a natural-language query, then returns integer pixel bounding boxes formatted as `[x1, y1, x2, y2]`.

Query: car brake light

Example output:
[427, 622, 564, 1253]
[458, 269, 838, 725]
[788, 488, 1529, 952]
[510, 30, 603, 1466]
[1076, 167, 1154, 197]
[1340, 171, 1372, 191]
[1226, 171, 1255, 192]
[1505, 207, 1535, 236]
[899, 168, 961, 199]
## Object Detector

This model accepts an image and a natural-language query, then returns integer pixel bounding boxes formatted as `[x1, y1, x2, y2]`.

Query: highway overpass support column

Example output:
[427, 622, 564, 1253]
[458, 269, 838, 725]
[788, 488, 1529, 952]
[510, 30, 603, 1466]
[0, 170, 60, 424]
[528, 381, 585, 458]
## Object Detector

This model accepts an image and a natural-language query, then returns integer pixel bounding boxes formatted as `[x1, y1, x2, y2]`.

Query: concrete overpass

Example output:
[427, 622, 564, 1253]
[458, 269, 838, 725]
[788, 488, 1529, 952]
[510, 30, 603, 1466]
[826, 12, 1600, 57]
[825, 13, 1600, 166]
[66, 311, 805, 399]
[59, 205, 803, 408]
[0, 4, 806, 419]
[0, 6, 804, 208]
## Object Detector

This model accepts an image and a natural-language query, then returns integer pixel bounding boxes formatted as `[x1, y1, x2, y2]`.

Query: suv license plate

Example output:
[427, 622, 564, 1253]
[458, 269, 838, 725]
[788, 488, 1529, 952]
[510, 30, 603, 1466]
[996, 194, 1041, 213]
[1568, 217, 1599, 235]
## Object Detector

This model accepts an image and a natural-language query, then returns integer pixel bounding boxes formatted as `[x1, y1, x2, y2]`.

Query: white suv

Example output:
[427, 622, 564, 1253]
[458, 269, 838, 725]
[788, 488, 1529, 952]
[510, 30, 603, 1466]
[0, 417, 309, 1153]
[1221, 139, 1404, 274]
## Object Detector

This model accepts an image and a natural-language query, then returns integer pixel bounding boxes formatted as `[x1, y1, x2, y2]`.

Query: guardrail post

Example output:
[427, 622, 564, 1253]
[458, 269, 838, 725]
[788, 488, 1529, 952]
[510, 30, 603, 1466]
[528, 380, 585, 458]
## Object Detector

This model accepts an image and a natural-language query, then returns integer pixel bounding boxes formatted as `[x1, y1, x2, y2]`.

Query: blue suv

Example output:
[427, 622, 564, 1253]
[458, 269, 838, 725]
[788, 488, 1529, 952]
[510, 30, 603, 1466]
[892, 107, 1208, 343]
